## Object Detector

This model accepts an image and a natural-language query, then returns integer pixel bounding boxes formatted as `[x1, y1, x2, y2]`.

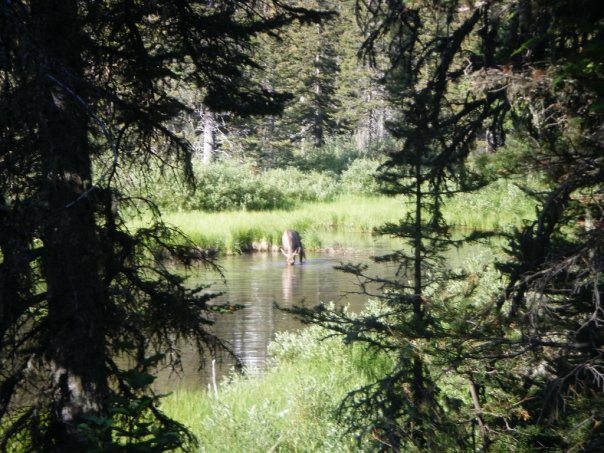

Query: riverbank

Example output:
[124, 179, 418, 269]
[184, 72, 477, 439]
[131, 180, 534, 255]
[153, 182, 533, 450]
[160, 196, 400, 254]
[160, 317, 388, 452]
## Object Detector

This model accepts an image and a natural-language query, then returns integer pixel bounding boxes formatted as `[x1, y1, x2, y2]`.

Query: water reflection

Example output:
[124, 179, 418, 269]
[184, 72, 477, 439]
[153, 237, 399, 391]
[281, 264, 298, 303]
[152, 235, 487, 391]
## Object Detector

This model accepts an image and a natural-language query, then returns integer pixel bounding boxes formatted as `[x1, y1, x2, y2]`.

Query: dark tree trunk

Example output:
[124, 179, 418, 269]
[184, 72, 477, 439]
[411, 156, 430, 449]
[33, 1, 109, 449]
[1, 1, 332, 449]
[0, 203, 32, 342]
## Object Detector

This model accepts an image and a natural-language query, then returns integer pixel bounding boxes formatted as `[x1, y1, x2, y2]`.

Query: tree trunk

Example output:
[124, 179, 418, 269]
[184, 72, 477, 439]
[0, 198, 30, 340]
[202, 108, 217, 164]
[312, 24, 325, 148]
[412, 158, 430, 448]
[33, 1, 109, 449]
[469, 378, 491, 450]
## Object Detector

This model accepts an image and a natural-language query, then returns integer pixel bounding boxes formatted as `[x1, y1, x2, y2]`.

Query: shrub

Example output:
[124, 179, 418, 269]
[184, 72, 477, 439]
[120, 151, 387, 214]
[187, 162, 285, 211]
[339, 158, 382, 195]
[262, 167, 340, 204]
[293, 136, 363, 173]
[177, 162, 342, 212]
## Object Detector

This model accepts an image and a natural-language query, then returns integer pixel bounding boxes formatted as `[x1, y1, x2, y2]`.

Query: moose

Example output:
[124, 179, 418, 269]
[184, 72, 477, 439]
[280, 229, 305, 265]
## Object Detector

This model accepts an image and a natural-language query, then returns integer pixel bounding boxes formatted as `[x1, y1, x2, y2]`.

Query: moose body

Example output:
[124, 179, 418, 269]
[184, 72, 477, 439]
[280, 230, 305, 265]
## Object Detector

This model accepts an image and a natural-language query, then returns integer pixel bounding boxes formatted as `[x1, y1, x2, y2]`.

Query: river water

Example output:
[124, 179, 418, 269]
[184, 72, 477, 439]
[153, 233, 474, 391]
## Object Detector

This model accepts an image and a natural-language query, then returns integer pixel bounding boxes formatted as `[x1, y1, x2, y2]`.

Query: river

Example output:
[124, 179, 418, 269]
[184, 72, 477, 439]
[152, 233, 475, 391]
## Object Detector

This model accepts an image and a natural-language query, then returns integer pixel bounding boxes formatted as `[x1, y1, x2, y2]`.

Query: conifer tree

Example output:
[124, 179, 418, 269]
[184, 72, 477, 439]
[290, 2, 508, 449]
[234, 0, 343, 165]
[0, 1, 329, 450]
[219, 0, 389, 167]
[294, 0, 604, 450]
[463, 1, 604, 449]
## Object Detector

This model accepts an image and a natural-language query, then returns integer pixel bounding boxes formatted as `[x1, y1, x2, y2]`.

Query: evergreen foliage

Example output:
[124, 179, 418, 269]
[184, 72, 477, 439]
[290, 0, 604, 451]
[176, 0, 390, 168]
[0, 1, 330, 450]
[1, 0, 603, 451]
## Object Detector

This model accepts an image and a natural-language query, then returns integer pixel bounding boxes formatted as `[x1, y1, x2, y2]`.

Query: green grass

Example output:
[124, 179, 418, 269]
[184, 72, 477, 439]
[444, 179, 536, 231]
[160, 317, 390, 452]
[128, 181, 536, 255]
[157, 196, 403, 254]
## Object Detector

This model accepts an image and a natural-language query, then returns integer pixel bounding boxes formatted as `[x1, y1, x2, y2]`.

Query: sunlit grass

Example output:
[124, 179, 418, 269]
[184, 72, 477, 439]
[161, 318, 388, 452]
[128, 183, 536, 255]
[159, 196, 403, 254]
[444, 179, 536, 231]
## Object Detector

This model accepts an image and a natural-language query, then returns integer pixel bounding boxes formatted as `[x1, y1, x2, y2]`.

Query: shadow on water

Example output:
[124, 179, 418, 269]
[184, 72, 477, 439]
[153, 233, 483, 391]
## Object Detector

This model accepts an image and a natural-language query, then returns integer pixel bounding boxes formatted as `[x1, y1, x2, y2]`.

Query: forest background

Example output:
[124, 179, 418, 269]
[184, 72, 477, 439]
[1, 0, 603, 452]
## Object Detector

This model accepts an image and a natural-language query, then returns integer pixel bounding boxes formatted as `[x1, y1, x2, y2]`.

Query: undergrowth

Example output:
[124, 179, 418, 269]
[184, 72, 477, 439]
[161, 308, 393, 452]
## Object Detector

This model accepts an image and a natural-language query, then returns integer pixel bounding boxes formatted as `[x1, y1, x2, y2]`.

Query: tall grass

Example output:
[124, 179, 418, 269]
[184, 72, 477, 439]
[140, 179, 535, 254]
[444, 179, 536, 231]
[161, 312, 391, 452]
[157, 196, 403, 254]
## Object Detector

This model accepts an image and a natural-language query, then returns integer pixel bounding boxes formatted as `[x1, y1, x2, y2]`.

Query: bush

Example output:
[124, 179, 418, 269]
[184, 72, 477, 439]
[339, 158, 382, 195]
[144, 161, 346, 212]
[293, 136, 363, 173]
[122, 153, 390, 214]
[189, 162, 287, 211]
[262, 167, 340, 204]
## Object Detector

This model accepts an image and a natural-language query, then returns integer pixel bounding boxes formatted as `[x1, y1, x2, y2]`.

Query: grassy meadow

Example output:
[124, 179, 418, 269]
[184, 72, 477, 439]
[129, 179, 536, 255]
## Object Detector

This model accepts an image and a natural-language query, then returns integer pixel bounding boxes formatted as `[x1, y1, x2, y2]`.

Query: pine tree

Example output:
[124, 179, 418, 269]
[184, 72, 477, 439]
[234, 0, 343, 166]
[289, 2, 509, 449]
[292, 1, 604, 450]
[217, 0, 388, 168]
[466, 1, 604, 449]
[0, 1, 329, 450]
[333, 0, 389, 150]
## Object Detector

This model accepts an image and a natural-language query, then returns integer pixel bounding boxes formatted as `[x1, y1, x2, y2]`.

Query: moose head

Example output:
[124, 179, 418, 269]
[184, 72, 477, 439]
[280, 229, 305, 265]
